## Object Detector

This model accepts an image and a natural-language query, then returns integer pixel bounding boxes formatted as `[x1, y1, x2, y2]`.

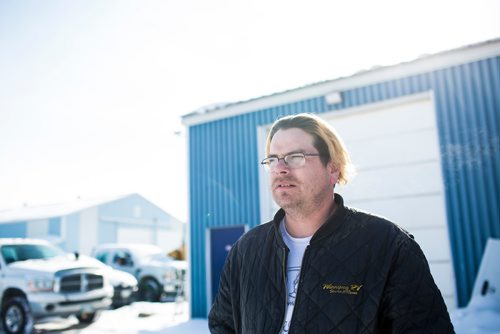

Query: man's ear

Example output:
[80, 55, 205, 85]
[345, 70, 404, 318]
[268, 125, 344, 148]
[329, 162, 340, 185]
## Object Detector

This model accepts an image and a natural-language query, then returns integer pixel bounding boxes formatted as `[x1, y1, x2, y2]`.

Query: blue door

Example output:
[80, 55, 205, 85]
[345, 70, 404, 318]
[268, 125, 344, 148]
[210, 226, 245, 303]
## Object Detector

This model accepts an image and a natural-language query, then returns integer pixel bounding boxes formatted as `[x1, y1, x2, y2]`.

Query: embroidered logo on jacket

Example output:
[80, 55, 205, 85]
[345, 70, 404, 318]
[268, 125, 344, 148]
[322, 283, 363, 295]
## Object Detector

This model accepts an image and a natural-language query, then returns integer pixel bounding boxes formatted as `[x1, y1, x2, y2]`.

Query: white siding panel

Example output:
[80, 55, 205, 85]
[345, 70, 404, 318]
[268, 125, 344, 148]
[347, 129, 441, 168]
[324, 95, 455, 307]
[157, 230, 183, 253]
[429, 262, 456, 297]
[411, 228, 452, 261]
[330, 100, 438, 141]
[79, 207, 98, 255]
[347, 195, 447, 230]
[117, 227, 153, 244]
[338, 161, 444, 201]
[27, 219, 48, 238]
[443, 297, 455, 312]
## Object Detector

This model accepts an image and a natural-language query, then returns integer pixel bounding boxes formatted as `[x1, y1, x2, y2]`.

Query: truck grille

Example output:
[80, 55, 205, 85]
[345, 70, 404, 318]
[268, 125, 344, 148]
[60, 274, 104, 293]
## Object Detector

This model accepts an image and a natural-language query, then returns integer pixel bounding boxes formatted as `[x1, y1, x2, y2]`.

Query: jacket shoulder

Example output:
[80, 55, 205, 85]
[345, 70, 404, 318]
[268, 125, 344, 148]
[345, 206, 415, 242]
[237, 221, 275, 247]
[227, 221, 277, 267]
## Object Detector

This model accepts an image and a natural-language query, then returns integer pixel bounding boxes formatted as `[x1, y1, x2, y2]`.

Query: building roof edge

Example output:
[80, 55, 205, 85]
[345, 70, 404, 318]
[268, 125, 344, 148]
[182, 38, 500, 126]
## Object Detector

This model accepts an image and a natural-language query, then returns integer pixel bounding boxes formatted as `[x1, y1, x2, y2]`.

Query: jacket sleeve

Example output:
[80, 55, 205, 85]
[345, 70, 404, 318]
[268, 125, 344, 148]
[380, 236, 455, 333]
[208, 246, 238, 334]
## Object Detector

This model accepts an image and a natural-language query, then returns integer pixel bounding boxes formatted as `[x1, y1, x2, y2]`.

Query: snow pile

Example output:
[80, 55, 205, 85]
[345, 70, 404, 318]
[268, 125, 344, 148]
[34, 302, 210, 334]
[451, 298, 500, 334]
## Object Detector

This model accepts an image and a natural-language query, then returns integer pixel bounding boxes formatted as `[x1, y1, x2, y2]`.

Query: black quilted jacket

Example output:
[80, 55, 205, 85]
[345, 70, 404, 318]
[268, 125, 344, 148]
[209, 194, 454, 333]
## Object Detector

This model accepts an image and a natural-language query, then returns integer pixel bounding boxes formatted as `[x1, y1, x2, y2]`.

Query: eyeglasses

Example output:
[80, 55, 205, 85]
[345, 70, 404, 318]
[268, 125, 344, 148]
[261, 152, 323, 171]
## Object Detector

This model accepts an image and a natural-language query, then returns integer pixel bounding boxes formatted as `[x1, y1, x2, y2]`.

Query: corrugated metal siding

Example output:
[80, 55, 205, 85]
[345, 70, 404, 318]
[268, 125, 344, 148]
[188, 56, 500, 317]
[433, 58, 500, 306]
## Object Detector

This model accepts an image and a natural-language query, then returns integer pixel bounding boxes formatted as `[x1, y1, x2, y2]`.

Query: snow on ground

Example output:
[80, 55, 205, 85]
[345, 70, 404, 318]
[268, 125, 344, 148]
[31, 301, 209, 334]
[5, 299, 497, 334]
[450, 298, 500, 334]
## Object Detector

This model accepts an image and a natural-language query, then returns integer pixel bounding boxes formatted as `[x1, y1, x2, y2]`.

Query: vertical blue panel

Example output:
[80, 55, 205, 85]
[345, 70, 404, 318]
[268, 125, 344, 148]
[48, 217, 61, 236]
[0, 222, 27, 237]
[432, 58, 500, 305]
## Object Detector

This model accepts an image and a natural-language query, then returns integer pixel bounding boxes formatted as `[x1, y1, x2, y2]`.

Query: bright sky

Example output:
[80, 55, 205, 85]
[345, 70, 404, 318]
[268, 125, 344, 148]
[0, 0, 499, 222]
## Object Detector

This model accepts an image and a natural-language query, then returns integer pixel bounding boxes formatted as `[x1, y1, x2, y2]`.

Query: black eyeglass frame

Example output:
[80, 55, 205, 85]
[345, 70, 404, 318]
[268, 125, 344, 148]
[260, 152, 323, 171]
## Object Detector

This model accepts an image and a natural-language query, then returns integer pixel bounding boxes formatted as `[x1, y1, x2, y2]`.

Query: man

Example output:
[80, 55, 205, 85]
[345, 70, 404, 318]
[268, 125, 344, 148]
[209, 113, 454, 333]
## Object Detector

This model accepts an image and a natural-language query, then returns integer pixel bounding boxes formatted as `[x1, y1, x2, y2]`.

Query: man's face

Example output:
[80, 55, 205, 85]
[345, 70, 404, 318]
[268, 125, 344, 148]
[268, 128, 337, 212]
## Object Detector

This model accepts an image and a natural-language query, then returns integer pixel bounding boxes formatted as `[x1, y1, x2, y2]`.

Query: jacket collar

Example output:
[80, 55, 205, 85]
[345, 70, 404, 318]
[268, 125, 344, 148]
[272, 193, 348, 247]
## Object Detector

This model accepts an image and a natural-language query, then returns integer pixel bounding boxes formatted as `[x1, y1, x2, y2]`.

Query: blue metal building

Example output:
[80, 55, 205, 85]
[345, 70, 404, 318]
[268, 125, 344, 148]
[182, 39, 500, 317]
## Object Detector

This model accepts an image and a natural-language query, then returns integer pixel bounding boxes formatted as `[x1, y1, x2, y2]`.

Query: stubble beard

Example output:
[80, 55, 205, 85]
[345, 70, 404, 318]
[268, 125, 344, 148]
[273, 183, 331, 217]
[273, 192, 301, 212]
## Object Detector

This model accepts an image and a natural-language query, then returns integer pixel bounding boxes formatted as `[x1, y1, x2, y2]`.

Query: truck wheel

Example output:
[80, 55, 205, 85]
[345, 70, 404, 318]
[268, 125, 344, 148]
[1, 296, 34, 334]
[76, 311, 100, 324]
[138, 278, 161, 302]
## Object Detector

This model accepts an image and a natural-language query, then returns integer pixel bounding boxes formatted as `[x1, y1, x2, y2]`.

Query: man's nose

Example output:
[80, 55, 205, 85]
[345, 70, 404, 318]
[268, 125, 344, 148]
[273, 158, 289, 174]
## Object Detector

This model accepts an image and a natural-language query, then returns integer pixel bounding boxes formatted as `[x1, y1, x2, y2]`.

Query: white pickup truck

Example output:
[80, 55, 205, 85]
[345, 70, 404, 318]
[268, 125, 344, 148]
[0, 238, 114, 334]
[92, 244, 187, 302]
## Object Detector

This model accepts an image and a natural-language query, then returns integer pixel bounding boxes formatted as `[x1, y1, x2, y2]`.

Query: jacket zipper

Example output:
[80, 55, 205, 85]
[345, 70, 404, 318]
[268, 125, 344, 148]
[287, 245, 310, 334]
[278, 247, 287, 334]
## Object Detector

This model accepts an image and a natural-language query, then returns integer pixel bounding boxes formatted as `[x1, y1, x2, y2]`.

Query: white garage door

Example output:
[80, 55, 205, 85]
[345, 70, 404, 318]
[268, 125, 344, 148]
[117, 226, 154, 244]
[329, 93, 456, 309]
[257, 92, 456, 309]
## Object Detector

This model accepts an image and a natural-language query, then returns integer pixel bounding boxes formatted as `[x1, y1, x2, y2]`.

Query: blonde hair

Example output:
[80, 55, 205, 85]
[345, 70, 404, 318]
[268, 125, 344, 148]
[265, 113, 355, 185]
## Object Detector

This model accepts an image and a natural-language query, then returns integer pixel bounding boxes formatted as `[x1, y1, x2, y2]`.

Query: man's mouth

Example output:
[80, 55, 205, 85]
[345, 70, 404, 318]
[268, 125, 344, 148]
[274, 182, 296, 189]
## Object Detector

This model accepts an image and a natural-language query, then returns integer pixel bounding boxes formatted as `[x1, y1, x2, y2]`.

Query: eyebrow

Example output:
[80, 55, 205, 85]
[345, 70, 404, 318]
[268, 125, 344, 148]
[267, 150, 305, 157]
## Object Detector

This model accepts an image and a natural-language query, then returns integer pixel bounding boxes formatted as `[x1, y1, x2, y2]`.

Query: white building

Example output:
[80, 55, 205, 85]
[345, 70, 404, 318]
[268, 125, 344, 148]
[0, 193, 184, 255]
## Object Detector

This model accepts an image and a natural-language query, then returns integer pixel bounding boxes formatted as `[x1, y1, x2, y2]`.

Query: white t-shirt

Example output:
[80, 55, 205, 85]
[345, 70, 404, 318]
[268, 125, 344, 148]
[280, 219, 312, 334]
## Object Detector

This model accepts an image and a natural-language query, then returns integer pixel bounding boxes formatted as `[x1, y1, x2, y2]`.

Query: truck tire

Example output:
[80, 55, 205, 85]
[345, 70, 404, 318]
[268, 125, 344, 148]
[76, 311, 100, 324]
[138, 278, 161, 302]
[1, 296, 34, 334]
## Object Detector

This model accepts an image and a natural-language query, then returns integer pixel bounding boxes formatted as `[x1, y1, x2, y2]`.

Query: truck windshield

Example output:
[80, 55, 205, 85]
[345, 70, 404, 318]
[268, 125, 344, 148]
[131, 246, 163, 259]
[133, 247, 174, 262]
[1, 244, 66, 264]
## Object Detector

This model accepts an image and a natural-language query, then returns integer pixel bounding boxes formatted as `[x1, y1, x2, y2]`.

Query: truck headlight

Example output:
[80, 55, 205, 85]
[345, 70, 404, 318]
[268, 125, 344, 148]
[28, 277, 54, 292]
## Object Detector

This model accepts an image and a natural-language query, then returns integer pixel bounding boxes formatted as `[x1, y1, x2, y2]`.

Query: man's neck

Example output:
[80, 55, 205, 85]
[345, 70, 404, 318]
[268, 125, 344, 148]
[284, 197, 337, 238]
